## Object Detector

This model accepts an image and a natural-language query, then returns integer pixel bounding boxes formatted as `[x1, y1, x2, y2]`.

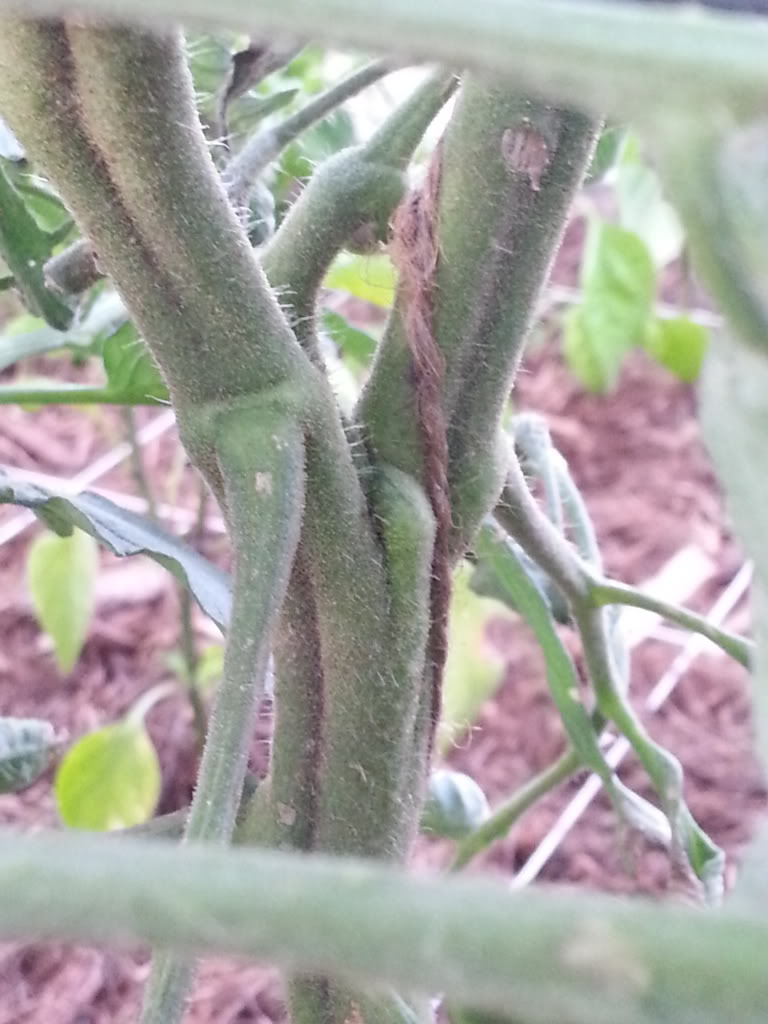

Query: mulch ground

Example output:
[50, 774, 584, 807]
[0, 223, 763, 1020]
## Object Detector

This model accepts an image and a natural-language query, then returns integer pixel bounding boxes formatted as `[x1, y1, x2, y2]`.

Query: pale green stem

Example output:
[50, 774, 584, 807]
[450, 748, 580, 871]
[497, 454, 751, 669]
[0, 385, 163, 405]
[177, 481, 209, 749]
[495, 452, 591, 605]
[126, 682, 177, 726]
[123, 775, 262, 842]
[5, 0, 768, 122]
[225, 58, 395, 211]
[591, 578, 753, 668]
[2, 829, 768, 1024]
[121, 406, 158, 518]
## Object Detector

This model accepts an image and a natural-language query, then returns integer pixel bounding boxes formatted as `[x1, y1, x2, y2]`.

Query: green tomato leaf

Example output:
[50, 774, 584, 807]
[229, 87, 299, 140]
[421, 770, 490, 839]
[26, 529, 98, 674]
[0, 161, 73, 331]
[584, 122, 625, 184]
[0, 716, 56, 793]
[471, 539, 570, 625]
[562, 305, 617, 394]
[644, 316, 708, 382]
[473, 523, 611, 780]
[617, 160, 685, 268]
[321, 310, 377, 370]
[563, 221, 656, 393]
[1, 471, 231, 631]
[0, 289, 128, 375]
[101, 322, 168, 403]
[324, 252, 396, 308]
[54, 718, 161, 830]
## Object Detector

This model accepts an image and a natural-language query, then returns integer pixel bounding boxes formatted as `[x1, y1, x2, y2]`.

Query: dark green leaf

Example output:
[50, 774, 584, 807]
[0, 282, 126, 374]
[26, 529, 98, 673]
[229, 87, 299, 141]
[101, 323, 168, 403]
[585, 122, 625, 184]
[471, 539, 551, 613]
[421, 770, 490, 839]
[0, 472, 231, 631]
[0, 717, 56, 793]
[11, 172, 71, 235]
[54, 718, 161, 830]
[0, 161, 73, 330]
[644, 316, 708, 382]
[473, 524, 610, 776]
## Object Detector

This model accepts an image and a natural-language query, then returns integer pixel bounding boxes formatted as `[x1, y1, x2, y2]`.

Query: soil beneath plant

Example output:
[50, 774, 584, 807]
[0, 219, 763, 1022]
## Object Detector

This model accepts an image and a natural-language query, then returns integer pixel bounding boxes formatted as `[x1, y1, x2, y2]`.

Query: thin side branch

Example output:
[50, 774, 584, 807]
[591, 577, 753, 668]
[450, 748, 580, 870]
[225, 58, 395, 211]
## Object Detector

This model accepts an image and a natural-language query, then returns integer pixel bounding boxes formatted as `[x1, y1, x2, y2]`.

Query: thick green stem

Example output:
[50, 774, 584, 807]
[266, 548, 326, 852]
[3, 829, 768, 1024]
[141, 402, 306, 1023]
[262, 70, 456, 355]
[0, 20, 306, 431]
[362, 81, 597, 555]
[442, 92, 597, 550]
[307, 460, 434, 861]
[6, 0, 768, 122]
[450, 749, 580, 871]
[39, 62, 397, 298]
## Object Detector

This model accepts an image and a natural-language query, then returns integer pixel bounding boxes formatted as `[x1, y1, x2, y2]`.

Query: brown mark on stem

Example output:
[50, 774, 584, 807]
[390, 145, 451, 750]
[501, 120, 552, 192]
